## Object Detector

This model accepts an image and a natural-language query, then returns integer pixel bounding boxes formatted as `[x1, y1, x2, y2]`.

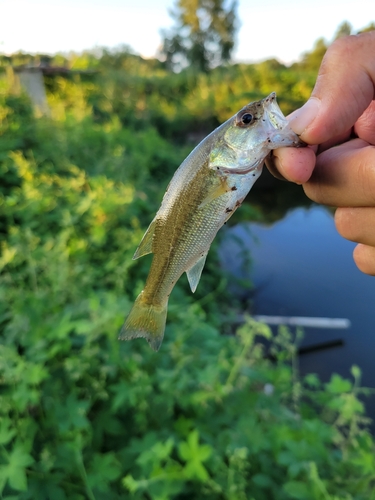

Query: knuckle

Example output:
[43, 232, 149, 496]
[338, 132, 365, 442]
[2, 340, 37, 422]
[328, 35, 358, 59]
[302, 158, 329, 205]
[358, 146, 375, 205]
[302, 178, 324, 204]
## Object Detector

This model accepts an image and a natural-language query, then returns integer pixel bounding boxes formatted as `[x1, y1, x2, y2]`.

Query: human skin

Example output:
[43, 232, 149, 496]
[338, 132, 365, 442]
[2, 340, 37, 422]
[266, 31, 375, 275]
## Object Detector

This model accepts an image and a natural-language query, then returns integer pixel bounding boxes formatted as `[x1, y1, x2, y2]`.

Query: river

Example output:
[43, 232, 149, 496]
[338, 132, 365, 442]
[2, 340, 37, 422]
[219, 203, 375, 423]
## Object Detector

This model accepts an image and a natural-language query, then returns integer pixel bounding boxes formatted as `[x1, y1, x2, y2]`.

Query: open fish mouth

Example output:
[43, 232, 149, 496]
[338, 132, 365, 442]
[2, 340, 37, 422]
[262, 93, 307, 148]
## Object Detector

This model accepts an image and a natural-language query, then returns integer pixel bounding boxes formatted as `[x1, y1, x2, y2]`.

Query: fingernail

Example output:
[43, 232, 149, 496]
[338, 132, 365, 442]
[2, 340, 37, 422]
[289, 98, 321, 136]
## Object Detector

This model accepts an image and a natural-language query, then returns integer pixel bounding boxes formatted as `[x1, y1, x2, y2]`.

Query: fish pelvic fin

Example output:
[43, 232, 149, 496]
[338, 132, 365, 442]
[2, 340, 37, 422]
[133, 219, 156, 260]
[119, 292, 168, 351]
[186, 252, 208, 293]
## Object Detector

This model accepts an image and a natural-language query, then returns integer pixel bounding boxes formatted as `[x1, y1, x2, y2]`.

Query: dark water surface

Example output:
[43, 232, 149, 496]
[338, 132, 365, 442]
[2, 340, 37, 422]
[219, 205, 375, 419]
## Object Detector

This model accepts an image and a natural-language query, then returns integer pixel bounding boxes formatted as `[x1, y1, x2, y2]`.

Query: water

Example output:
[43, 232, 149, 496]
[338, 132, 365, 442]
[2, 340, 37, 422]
[219, 205, 375, 421]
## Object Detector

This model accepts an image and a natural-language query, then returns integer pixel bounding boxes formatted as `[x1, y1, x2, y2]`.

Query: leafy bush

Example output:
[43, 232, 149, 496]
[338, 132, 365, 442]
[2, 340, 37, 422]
[2, 304, 375, 499]
[1, 153, 375, 499]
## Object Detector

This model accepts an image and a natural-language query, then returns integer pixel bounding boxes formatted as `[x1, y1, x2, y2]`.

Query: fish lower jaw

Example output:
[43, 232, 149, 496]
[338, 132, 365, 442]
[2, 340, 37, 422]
[267, 130, 304, 149]
[220, 162, 263, 175]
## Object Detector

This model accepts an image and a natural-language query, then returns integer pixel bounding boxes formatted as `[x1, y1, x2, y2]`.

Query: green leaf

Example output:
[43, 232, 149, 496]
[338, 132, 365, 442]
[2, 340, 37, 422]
[0, 443, 34, 492]
[326, 374, 352, 394]
[0, 419, 16, 446]
[304, 373, 320, 388]
[178, 430, 212, 463]
[87, 452, 122, 492]
[283, 481, 311, 499]
[123, 474, 139, 493]
[54, 394, 90, 433]
[178, 430, 212, 481]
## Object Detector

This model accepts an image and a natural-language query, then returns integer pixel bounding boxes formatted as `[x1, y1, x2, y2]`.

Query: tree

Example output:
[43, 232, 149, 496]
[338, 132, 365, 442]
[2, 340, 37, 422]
[358, 22, 375, 34]
[299, 37, 328, 71]
[160, 0, 238, 72]
[333, 21, 352, 40]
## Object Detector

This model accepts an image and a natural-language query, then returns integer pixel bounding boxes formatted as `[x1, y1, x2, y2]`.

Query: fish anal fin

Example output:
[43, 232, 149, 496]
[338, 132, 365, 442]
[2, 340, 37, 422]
[133, 219, 156, 260]
[186, 252, 208, 293]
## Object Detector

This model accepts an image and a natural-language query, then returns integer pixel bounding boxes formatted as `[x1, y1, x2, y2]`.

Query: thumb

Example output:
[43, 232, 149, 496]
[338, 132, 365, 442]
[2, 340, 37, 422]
[289, 31, 375, 145]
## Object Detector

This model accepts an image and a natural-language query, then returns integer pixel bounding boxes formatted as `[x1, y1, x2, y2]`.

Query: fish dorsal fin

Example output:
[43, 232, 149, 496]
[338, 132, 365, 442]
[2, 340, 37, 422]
[186, 252, 208, 293]
[133, 219, 156, 260]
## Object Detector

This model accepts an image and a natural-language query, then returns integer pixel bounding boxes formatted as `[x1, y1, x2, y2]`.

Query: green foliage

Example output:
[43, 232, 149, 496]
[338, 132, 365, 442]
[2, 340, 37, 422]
[298, 38, 328, 72]
[1, 28, 375, 498]
[1, 42, 318, 145]
[1, 283, 375, 500]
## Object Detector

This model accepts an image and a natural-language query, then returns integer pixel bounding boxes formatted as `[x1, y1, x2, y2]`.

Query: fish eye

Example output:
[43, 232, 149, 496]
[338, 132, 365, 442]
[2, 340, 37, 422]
[241, 113, 253, 125]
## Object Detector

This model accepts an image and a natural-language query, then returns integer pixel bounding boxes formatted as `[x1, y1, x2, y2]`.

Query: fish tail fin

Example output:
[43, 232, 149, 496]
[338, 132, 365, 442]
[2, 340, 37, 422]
[119, 292, 168, 351]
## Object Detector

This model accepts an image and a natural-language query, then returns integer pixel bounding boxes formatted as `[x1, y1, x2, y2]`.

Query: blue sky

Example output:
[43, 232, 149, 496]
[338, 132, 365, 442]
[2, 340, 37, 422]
[0, 0, 373, 63]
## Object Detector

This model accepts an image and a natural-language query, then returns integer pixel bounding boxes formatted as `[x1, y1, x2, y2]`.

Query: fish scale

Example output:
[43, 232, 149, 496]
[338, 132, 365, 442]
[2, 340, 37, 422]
[120, 93, 305, 350]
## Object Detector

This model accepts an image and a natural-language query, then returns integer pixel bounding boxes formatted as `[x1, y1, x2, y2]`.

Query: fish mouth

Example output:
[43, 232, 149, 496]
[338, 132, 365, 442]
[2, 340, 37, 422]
[262, 93, 307, 149]
[267, 130, 306, 149]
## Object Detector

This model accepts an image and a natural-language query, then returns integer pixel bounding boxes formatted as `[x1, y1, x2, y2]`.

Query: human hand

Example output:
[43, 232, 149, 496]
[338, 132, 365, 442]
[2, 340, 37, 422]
[266, 31, 375, 275]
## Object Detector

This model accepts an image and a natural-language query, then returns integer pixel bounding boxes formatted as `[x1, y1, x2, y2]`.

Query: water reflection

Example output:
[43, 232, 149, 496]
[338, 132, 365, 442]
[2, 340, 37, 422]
[219, 205, 375, 421]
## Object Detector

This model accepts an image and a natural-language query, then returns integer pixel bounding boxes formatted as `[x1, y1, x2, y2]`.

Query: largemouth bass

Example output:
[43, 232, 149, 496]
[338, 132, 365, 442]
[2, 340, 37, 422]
[120, 93, 304, 350]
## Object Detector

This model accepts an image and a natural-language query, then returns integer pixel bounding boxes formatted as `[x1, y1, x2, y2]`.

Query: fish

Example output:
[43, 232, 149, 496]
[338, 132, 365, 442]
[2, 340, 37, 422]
[119, 92, 305, 351]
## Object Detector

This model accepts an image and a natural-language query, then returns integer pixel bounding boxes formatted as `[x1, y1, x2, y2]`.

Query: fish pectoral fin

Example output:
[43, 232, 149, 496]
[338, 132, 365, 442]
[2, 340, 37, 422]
[198, 182, 229, 209]
[133, 219, 156, 260]
[186, 252, 208, 293]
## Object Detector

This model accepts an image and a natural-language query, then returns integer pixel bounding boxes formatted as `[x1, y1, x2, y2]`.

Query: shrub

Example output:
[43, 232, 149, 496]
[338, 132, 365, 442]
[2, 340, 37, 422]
[1, 154, 375, 498]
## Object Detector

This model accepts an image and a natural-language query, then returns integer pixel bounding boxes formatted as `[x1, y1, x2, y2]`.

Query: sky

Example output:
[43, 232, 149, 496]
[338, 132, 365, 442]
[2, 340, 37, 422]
[0, 0, 374, 64]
